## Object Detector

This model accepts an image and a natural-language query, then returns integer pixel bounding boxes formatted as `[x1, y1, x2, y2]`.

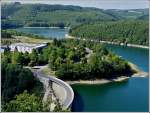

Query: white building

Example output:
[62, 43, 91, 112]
[9, 43, 47, 53]
[0, 45, 8, 53]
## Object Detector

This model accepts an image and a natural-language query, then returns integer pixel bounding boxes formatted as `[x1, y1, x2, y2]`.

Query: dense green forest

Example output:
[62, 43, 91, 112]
[2, 2, 148, 28]
[1, 57, 44, 111]
[69, 20, 149, 45]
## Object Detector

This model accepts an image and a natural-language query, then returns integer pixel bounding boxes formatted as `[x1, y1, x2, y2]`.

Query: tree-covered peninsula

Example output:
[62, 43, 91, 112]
[45, 39, 135, 80]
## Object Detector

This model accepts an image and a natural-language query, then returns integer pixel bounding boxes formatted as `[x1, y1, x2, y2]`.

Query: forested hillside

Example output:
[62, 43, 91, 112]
[2, 3, 116, 28]
[2, 2, 149, 28]
[69, 20, 149, 46]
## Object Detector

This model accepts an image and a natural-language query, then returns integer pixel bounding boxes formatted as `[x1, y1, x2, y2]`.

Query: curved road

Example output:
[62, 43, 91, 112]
[32, 68, 74, 109]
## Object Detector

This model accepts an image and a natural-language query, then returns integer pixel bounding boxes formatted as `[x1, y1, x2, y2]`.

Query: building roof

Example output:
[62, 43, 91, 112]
[10, 43, 47, 48]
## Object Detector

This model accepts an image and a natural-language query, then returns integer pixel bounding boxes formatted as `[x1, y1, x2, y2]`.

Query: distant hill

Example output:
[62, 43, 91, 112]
[2, 3, 149, 28]
[104, 9, 149, 20]
[1, 3, 116, 28]
[137, 14, 149, 20]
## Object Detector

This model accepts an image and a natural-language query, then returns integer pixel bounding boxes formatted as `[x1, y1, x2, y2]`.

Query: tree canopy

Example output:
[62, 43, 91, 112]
[5, 91, 44, 112]
[2, 3, 148, 28]
[69, 20, 149, 45]
[40, 39, 134, 80]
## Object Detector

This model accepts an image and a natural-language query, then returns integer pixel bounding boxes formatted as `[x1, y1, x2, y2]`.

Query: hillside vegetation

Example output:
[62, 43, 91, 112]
[69, 20, 149, 46]
[2, 3, 115, 28]
[104, 9, 149, 20]
[2, 2, 149, 28]
[1, 59, 44, 111]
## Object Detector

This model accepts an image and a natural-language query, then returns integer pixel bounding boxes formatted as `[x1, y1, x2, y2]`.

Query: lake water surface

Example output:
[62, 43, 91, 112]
[14, 27, 69, 39]
[14, 27, 149, 112]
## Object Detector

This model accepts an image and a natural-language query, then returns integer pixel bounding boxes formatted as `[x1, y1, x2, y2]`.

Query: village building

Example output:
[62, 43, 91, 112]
[9, 43, 47, 53]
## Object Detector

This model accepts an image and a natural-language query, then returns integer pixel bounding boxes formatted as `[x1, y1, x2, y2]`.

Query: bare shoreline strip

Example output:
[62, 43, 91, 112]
[66, 76, 130, 85]
[65, 34, 149, 49]
[24, 26, 70, 29]
[66, 73, 148, 85]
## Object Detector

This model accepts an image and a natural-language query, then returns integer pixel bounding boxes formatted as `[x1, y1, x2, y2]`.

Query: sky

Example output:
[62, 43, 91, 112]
[2, 0, 149, 9]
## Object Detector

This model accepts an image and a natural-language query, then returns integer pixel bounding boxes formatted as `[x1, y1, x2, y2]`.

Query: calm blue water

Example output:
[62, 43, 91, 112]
[106, 44, 149, 72]
[72, 77, 149, 112]
[72, 44, 149, 112]
[14, 27, 69, 39]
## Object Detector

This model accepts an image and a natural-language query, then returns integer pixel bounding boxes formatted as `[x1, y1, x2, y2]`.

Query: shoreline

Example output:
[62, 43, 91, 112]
[32, 61, 148, 86]
[66, 76, 130, 85]
[65, 34, 149, 49]
[65, 62, 149, 85]
[66, 73, 148, 85]
[24, 26, 70, 29]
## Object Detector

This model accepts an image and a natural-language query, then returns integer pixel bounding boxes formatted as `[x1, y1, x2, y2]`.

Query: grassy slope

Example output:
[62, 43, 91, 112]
[1, 36, 52, 45]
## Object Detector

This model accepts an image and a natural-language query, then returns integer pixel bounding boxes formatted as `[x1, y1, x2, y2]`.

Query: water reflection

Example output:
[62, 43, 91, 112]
[71, 79, 130, 112]
[71, 90, 84, 112]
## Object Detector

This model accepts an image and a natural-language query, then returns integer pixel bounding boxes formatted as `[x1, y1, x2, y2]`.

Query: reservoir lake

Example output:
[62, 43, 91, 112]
[14, 27, 149, 112]
[15, 27, 69, 39]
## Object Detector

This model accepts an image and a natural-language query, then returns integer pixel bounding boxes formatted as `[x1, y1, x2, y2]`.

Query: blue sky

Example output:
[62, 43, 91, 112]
[2, 0, 149, 9]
